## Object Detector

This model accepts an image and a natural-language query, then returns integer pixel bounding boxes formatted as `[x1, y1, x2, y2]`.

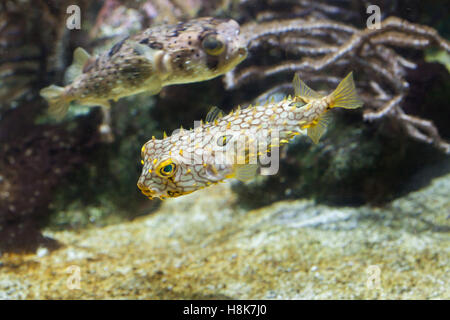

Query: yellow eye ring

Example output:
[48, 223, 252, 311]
[156, 159, 177, 178]
[202, 34, 225, 56]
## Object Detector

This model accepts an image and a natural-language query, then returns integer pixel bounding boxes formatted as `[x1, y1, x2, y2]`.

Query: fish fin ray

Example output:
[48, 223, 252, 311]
[205, 106, 224, 123]
[293, 74, 322, 99]
[329, 72, 363, 109]
[234, 164, 259, 182]
[307, 113, 331, 144]
[64, 47, 91, 84]
[40, 85, 70, 120]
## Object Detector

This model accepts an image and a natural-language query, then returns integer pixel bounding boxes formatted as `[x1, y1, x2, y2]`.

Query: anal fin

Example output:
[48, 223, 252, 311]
[307, 112, 332, 144]
[233, 164, 259, 182]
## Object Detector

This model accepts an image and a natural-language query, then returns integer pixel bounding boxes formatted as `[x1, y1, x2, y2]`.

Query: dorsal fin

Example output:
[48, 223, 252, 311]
[205, 106, 224, 123]
[64, 47, 91, 84]
[73, 47, 91, 65]
[293, 74, 322, 99]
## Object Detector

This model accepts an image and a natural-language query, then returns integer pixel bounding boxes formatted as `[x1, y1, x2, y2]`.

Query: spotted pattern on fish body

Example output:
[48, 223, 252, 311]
[39, 17, 248, 119]
[138, 72, 363, 200]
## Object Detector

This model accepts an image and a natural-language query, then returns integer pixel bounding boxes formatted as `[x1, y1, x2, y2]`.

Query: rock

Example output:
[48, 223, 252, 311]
[0, 171, 448, 299]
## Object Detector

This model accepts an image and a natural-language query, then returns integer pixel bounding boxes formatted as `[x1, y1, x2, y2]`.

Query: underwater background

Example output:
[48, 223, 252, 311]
[0, 0, 449, 299]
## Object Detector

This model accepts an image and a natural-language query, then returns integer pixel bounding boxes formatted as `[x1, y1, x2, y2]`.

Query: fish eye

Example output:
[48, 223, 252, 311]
[156, 159, 177, 178]
[202, 35, 225, 56]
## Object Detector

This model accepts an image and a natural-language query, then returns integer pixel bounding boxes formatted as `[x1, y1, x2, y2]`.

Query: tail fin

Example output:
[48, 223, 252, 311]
[39, 85, 70, 119]
[329, 72, 363, 109]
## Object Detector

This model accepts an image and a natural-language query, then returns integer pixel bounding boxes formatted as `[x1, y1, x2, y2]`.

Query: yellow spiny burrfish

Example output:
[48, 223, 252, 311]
[138, 72, 363, 200]
[40, 17, 247, 119]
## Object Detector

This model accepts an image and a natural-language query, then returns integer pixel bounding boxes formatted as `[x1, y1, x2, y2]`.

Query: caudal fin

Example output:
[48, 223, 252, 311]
[329, 72, 363, 109]
[39, 85, 70, 119]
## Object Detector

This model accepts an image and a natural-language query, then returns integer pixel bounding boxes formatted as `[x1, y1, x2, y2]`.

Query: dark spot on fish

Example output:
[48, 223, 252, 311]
[139, 38, 149, 44]
[206, 55, 219, 70]
[175, 23, 187, 32]
[149, 42, 163, 50]
[108, 37, 128, 57]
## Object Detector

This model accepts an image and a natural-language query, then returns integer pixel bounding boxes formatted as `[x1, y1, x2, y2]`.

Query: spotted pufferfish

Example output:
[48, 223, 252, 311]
[138, 72, 363, 200]
[40, 17, 247, 118]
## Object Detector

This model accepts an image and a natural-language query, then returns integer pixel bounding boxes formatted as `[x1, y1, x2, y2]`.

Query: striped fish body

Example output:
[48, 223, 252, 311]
[138, 72, 363, 200]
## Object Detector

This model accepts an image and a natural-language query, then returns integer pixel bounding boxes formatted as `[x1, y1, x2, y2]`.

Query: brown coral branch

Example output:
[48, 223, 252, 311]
[242, 19, 356, 44]
[363, 94, 404, 120]
[226, 15, 450, 152]
[398, 111, 450, 154]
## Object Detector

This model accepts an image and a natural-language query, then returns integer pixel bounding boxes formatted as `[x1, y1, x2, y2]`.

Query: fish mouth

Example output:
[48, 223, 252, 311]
[137, 182, 156, 200]
[137, 182, 188, 200]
